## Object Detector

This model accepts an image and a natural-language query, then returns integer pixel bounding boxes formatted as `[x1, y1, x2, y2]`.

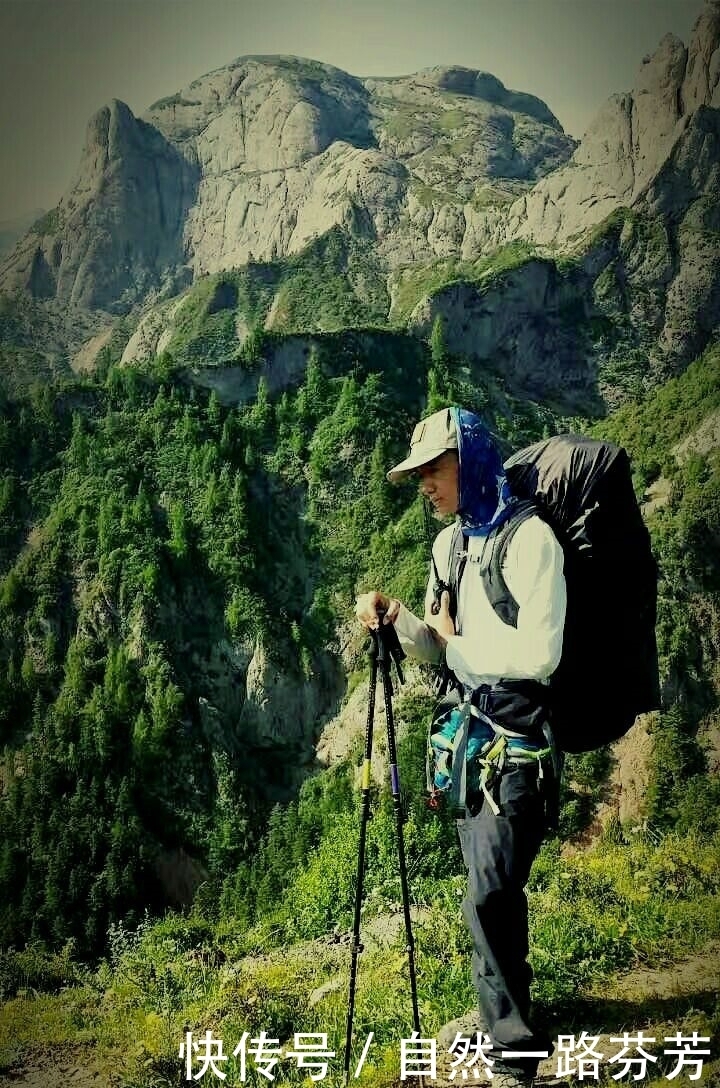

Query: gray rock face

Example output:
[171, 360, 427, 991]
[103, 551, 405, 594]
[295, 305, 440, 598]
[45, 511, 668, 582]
[240, 638, 344, 759]
[186, 336, 314, 404]
[505, 3, 720, 246]
[368, 66, 571, 196]
[0, 57, 573, 310]
[408, 259, 600, 409]
[2, 11, 719, 396]
[642, 108, 720, 364]
[413, 65, 561, 128]
[422, 4, 720, 387]
[0, 99, 198, 311]
[674, 406, 720, 461]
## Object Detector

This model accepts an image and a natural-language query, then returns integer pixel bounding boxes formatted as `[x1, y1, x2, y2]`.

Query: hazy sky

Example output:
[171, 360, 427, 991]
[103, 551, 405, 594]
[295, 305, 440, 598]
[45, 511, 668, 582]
[0, 0, 704, 223]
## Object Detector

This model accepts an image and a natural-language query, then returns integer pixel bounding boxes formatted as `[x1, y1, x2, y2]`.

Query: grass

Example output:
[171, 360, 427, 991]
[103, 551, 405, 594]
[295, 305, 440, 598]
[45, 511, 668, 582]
[31, 209, 62, 236]
[383, 107, 439, 142]
[407, 181, 463, 209]
[1, 828, 718, 1086]
[558, 207, 671, 279]
[163, 270, 277, 366]
[527, 832, 720, 1005]
[469, 186, 516, 211]
[438, 109, 467, 132]
[447, 134, 476, 156]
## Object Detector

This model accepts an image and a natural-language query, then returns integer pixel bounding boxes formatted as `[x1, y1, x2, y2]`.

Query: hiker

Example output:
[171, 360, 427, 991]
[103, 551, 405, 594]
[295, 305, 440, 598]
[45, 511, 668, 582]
[355, 406, 567, 1088]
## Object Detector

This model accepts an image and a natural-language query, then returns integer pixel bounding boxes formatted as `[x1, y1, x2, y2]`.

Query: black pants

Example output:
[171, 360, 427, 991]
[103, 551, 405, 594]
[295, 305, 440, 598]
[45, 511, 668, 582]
[456, 761, 551, 1078]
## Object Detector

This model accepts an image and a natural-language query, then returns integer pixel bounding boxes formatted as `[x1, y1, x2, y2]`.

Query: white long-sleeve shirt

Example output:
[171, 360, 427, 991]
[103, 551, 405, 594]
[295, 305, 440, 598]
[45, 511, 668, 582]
[394, 515, 567, 691]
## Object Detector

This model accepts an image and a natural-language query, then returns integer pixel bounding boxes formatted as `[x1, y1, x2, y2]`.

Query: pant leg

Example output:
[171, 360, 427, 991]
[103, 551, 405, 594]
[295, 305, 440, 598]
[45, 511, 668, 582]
[456, 761, 550, 1076]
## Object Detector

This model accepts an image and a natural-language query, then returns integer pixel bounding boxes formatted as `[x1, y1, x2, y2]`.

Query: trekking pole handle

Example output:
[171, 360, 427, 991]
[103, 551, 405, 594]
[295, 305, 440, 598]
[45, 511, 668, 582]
[375, 613, 405, 685]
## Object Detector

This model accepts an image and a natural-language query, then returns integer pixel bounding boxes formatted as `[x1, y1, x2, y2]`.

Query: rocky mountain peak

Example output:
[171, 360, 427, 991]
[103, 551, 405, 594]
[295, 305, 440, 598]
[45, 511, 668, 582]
[66, 99, 144, 206]
[682, 0, 720, 109]
[0, 51, 574, 313]
[504, 3, 720, 247]
[0, 90, 199, 312]
[390, 2, 720, 402]
[1, 6, 718, 393]
[144, 55, 374, 162]
[85, 98, 136, 151]
[407, 65, 561, 128]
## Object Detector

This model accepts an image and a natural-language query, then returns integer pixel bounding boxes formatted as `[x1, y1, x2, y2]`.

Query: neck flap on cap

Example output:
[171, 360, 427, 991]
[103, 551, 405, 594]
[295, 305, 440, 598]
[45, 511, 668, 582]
[452, 407, 518, 537]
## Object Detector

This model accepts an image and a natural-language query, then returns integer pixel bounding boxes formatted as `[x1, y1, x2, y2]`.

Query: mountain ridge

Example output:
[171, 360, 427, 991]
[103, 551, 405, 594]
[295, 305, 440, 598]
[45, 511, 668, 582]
[0, 53, 577, 311]
[0, 4, 718, 408]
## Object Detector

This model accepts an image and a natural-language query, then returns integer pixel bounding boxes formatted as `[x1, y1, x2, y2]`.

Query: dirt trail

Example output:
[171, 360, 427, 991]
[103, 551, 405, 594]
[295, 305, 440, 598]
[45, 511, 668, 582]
[0, 1046, 118, 1088]
[2, 944, 718, 1087]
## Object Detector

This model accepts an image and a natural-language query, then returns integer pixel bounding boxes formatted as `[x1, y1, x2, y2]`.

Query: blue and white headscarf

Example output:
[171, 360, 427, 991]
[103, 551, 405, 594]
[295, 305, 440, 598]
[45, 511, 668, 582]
[452, 407, 518, 537]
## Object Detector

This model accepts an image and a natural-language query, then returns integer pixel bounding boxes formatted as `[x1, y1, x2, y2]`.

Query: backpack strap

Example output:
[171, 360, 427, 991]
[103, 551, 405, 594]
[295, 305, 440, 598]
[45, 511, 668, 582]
[431, 522, 465, 696]
[435, 501, 538, 696]
[480, 500, 539, 628]
[448, 500, 539, 629]
[442, 520, 466, 623]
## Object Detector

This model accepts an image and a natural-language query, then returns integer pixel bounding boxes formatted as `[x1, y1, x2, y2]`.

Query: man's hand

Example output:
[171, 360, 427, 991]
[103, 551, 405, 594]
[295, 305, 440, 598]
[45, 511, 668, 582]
[426, 590, 455, 642]
[355, 591, 402, 631]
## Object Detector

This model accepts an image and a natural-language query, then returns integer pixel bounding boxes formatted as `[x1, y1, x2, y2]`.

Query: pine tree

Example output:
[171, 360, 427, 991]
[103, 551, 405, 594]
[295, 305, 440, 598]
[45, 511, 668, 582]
[249, 377, 273, 436]
[67, 413, 91, 473]
[303, 349, 329, 420]
[426, 316, 456, 413]
[168, 500, 189, 561]
[207, 390, 222, 431]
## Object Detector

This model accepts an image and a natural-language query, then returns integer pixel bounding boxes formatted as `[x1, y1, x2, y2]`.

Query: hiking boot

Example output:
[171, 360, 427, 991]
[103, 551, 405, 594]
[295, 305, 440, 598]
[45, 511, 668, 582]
[490, 1062, 534, 1088]
[437, 1009, 490, 1050]
[434, 1012, 492, 1087]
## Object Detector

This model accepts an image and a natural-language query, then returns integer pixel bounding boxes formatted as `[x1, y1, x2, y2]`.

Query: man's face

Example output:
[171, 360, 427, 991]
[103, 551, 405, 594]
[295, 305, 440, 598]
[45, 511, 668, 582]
[417, 451, 460, 516]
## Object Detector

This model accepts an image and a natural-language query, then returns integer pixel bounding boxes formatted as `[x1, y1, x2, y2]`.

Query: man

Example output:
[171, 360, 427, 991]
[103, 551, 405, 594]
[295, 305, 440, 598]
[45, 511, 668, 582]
[355, 406, 566, 1088]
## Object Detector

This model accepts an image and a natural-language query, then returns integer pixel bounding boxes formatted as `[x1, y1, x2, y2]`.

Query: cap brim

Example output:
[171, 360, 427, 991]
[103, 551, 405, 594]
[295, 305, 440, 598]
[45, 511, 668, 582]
[386, 445, 452, 483]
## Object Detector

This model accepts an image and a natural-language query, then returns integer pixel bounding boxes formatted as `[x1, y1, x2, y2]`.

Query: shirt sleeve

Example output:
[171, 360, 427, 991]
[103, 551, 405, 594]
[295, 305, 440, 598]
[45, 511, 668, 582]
[444, 517, 566, 683]
[394, 602, 443, 663]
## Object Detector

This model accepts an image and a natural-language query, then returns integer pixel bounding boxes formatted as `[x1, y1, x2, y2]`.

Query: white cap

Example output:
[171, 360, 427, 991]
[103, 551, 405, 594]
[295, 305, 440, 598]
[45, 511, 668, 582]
[386, 408, 458, 483]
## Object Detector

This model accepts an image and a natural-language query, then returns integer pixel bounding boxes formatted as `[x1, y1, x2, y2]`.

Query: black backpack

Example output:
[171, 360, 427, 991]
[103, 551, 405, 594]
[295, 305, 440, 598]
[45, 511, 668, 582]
[447, 434, 660, 753]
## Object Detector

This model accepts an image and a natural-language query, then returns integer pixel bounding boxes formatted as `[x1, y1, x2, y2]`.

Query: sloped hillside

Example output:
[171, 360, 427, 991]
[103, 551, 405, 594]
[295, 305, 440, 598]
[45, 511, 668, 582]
[0, 340, 719, 1086]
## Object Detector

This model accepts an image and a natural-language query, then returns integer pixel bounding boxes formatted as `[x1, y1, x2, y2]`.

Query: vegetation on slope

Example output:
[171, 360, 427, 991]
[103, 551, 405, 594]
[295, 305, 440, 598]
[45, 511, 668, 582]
[0, 322, 718, 1086]
[591, 342, 720, 832]
[159, 228, 391, 370]
[388, 241, 540, 323]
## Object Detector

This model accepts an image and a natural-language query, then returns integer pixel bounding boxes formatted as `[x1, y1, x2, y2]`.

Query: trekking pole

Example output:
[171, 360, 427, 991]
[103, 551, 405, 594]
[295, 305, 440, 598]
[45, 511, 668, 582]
[343, 619, 421, 1085]
[343, 627, 379, 1085]
[376, 622, 422, 1042]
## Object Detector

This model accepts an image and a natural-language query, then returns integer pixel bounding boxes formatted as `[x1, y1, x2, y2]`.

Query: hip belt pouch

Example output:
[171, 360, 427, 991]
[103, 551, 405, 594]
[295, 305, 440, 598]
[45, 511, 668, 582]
[471, 679, 549, 737]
